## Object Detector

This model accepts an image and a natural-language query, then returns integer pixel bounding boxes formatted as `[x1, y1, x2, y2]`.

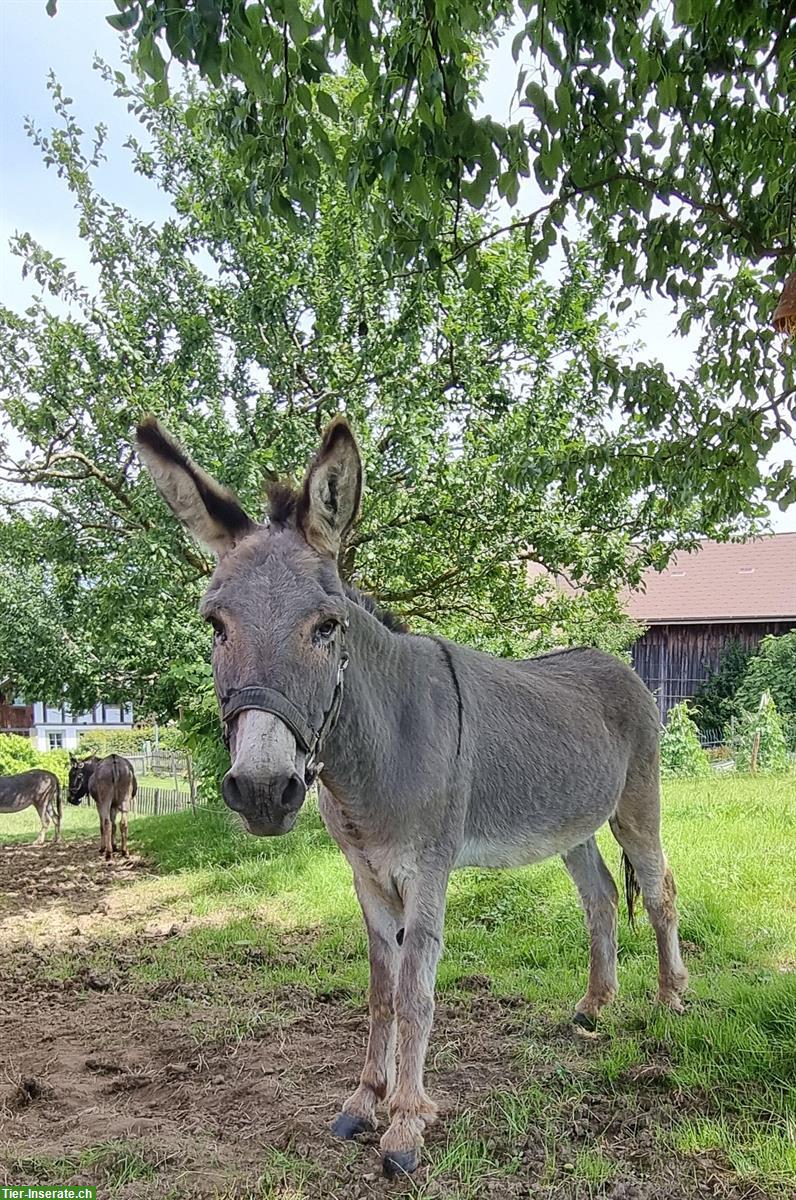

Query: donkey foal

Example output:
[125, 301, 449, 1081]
[138, 416, 688, 1178]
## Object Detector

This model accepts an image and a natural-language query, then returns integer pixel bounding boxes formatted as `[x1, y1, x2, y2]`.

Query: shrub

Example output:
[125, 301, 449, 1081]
[734, 632, 796, 731]
[690, 640, 757, 733]
[660, 702, 711, 779]
[733, 694, 791, 775]
[38, 749, 70, 785]
[0, 732, 39, 775]
[77, 725, 185, 756]
[0, 734, 69, 785]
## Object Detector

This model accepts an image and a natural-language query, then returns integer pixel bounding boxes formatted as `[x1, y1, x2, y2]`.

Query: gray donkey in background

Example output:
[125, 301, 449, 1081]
[137, 416, 688, 1179]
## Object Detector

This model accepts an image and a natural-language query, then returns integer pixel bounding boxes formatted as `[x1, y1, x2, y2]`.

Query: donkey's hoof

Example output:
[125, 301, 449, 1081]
[573, 1010, 597, 1033]
[331, 1112, 374, 1140]
[382, 1149, 419, 1178]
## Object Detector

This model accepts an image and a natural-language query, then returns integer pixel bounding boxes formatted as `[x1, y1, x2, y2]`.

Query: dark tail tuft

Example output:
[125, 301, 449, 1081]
[54, 778, 62, 824]
[622, 852, 641, 931]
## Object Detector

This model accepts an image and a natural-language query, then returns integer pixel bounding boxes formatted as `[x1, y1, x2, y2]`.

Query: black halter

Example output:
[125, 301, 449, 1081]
[220, 621, 349, 787]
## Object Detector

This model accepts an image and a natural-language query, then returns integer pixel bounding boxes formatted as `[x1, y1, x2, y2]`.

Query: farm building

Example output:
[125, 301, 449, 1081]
[0, 693, 134, 751]
[626, 533, 796, 719]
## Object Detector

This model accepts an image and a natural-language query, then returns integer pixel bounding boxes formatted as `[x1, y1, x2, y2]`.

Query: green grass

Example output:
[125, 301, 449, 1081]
[130, 775, 796, 1193]
[0, 801, 99, 842]
[10, 1140, 164, 1188]
[137, 773, 190, 793]
[2, 774, 794, 1195]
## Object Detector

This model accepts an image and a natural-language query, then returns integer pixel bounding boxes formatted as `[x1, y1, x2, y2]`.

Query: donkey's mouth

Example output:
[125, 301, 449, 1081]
[238, 810, 299, 838]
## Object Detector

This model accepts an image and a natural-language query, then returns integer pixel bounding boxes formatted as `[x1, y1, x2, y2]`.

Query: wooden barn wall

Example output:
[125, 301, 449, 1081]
[631, 621, 795, 720]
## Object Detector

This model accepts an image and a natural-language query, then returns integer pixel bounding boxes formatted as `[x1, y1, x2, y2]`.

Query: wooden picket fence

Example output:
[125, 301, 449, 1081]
[130, 784, 206, 817]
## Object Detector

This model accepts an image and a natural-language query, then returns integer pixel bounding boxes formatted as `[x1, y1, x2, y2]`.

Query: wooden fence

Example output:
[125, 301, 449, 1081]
[130, 783, 206, 817]
[126, 749, 190, 781]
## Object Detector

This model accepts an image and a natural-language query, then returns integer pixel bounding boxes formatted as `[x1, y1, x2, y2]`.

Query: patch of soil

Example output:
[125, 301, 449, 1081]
[0, 836, 150, 940]
[0, 839, 783, 1200]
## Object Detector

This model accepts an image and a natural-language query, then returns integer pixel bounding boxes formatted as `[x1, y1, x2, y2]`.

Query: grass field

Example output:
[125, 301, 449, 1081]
[1, 774, 794, 1199]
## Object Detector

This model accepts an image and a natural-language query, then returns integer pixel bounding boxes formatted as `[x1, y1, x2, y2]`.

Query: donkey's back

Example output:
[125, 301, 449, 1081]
[455, 645, 660, 869]
[90, 754, 136, 809]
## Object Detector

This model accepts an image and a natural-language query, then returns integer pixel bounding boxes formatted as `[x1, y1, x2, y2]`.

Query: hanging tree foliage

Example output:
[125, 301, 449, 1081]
[56, 1, 796, 506]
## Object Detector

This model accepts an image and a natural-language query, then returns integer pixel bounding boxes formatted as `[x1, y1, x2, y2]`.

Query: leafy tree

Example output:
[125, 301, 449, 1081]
[735, 632, 796, 729]
[0, 69, 784, 725]
[0, 70, 739, 710]
[75, 1, 796, 515]
[733, 693, 791, 775]
[690, 640, 757, 733]
[660, 701, 711, 779]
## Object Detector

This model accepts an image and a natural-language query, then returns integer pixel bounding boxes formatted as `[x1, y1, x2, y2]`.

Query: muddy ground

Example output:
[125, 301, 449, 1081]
[0, 838, 780, 1199]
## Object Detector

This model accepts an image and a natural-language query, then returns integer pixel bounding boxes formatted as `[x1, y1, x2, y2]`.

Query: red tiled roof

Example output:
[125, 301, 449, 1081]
[624, 533, 796, 623]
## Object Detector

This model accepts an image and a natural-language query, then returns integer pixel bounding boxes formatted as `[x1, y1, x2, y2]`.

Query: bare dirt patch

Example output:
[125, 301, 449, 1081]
[0, 836, 151, 943]
[0, 838, 783, 1199]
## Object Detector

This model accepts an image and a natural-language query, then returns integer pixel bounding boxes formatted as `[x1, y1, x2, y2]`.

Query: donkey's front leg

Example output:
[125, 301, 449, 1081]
[380, 874, 447, 1178]
[332, 877, 401, 1139]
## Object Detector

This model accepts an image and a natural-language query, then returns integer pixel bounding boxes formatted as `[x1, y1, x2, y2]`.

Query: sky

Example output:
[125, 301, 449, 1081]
[0, 0, 793, 532]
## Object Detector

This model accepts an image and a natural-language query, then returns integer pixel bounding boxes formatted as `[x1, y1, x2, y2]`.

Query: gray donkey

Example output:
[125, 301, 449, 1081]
[138, 416, 688, 1178]
[68, 754, 136, 860]
[0, 769, 61, 844]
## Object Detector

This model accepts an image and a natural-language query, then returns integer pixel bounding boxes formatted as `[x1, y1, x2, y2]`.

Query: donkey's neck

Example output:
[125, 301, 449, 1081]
[319, 601, 460, 815]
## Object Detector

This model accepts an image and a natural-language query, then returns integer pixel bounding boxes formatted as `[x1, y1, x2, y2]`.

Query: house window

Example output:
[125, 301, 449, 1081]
[48, 732, 64, 750]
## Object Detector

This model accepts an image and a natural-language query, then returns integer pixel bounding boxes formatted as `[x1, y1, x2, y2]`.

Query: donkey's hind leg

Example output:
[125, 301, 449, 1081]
[610, 778, 688, 1012]
[34, 804, 50, 846]
[563, 837, 619, 1032]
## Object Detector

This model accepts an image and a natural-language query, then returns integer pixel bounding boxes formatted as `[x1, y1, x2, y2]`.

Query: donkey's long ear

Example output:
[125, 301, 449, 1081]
[297, 418, 362, 557]
[136, 417, 256, 558]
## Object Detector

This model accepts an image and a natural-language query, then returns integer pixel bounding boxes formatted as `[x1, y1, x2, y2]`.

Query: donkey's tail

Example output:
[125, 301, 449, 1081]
[621, 851, 641, 931]
[54, 777, 62, 824]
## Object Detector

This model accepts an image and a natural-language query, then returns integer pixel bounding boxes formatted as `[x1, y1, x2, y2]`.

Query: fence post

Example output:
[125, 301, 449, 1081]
[186, 753, 197, 815]
[154, 788, 160, 816]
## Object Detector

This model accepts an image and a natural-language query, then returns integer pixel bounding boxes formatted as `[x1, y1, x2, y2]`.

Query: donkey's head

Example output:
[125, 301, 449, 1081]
[137, 418, 362, 836]
[68, 755, 96, 805]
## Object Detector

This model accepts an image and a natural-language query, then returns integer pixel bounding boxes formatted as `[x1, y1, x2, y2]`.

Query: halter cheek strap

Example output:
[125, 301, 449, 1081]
[220, 622, 349, 787]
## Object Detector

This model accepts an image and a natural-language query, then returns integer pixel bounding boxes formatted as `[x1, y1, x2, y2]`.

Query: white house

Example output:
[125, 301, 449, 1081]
[29, 701, 134, 752]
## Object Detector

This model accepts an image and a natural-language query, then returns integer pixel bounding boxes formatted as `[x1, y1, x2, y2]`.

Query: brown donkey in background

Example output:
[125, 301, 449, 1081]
[68, 754, 136, 860]
[138, 416, 688, 1178]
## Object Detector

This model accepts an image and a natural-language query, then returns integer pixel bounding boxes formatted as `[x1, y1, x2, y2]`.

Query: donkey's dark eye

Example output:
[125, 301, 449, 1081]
[209, 616, 227, 644]
[314, 619, 338, 644]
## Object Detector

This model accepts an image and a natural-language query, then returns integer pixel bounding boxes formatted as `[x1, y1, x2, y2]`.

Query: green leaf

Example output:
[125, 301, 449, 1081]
[285, 0, 310, 45]
[316, 90, 339, 122]
[106, 4, 139, 32]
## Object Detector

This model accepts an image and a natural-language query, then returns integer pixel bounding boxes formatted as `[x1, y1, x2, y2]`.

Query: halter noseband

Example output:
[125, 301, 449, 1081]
[220, 620, 349, 787]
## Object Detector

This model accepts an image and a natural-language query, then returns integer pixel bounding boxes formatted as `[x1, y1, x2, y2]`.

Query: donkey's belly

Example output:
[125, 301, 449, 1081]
[0, 796, 32, 814]
[455, 828, 580, 869]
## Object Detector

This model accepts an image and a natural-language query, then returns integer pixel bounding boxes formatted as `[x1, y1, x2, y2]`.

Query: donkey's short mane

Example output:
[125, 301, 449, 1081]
[344, 586, 409, 634]
[266, 480, 299, 527]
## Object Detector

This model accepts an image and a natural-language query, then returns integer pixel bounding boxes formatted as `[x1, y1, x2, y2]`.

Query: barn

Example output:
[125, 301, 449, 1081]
[626, 533, 796, 720]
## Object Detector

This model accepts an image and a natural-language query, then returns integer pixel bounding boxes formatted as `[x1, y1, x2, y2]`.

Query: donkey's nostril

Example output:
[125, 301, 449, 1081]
[221, 771, 246, 813]
[278, 772, 306, 815]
